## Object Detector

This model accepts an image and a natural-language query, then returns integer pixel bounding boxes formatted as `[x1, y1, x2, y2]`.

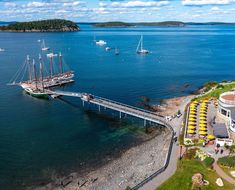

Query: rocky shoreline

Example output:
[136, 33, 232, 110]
[0, 27, 79, 32]
[33, 127, 171, 190]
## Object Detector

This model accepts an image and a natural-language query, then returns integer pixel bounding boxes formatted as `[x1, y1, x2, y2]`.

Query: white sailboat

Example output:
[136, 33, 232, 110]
[41, 40, 50, 51]
[136, 35, 149, 54]
[105, 47, 111, 51]
[94, 35, 107, 46]
[96, 40, 107, 46]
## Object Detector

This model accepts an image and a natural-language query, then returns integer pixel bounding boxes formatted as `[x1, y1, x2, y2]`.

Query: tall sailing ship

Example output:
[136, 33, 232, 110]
[8, 51, 75, 98]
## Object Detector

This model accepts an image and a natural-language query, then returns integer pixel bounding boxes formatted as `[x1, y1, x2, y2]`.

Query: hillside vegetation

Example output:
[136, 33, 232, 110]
[94, 21, 185, 27]
[0, 19, 79, 32]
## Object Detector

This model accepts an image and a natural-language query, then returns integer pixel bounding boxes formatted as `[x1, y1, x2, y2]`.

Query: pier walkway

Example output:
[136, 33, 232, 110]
[49, 90, 170, 128]
[48, 90, 175, 190]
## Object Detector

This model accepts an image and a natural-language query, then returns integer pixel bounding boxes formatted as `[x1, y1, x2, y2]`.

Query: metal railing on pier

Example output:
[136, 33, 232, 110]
[48, 90, 175, 189]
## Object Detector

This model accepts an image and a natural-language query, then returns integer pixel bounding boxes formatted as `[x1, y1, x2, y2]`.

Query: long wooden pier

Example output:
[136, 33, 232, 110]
[47, 90, 175, 190]
[49, 90, 171, 128]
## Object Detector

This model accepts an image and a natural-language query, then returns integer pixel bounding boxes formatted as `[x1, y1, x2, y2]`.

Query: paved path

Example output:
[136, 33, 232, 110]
[139, 96, 192, 190]
[213, 160, 235, 186]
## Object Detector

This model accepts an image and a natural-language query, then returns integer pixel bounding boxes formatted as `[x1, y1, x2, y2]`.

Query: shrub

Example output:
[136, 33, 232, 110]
[195, 149, 208, 161]
[229, 145, 235, 153]
[184, 148, 198, 160]
[203, 157, 214, 168]
[216, 84, 224, 89]
[184, 138, 194, 146]
[218, 156, 235, 168]
[203, 81, 218, 92]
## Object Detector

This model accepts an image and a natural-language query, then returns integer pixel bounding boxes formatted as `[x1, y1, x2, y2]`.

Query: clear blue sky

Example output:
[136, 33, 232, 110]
[1, 0, 235, 22]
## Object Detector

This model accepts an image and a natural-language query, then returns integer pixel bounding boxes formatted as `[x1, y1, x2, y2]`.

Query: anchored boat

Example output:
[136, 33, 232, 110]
[41, 40, 50, 51]
[95, 40, 107, 46]
[8, 51, 75, 98]
[136, 35, 149, 55]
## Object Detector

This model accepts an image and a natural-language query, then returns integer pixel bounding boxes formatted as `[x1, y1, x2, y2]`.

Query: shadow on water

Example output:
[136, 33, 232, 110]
[57, 96, 156, 134]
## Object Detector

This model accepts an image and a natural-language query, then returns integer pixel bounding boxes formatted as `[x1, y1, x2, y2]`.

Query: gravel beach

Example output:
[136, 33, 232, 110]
[34, 127, 171, 190]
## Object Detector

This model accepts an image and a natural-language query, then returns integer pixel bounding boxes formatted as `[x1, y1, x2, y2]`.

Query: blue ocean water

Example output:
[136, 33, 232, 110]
[1, 24, 235, 189]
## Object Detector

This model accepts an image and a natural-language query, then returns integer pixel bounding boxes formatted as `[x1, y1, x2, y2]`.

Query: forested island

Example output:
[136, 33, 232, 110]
[94, 22, 133, 27]
[93, 21, 235, 28]
[94, 21, 185, 27]
[0, 19, 79, 32]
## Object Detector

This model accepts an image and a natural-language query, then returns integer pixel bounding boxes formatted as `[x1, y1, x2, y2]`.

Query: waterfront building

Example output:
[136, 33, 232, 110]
[218, 91, 235, 133]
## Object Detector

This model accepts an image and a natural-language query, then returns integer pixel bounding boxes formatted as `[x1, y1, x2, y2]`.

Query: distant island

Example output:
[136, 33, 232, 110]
[0, 19, 80, 32]
[94, 21, 185, 27]
[93, 21, 235, 28]
[94, 22, 133, 27]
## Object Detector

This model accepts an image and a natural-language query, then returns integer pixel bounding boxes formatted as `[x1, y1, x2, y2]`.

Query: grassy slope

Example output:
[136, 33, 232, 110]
[157, 159, 234, 190]
[221, 167, 235, 179]
[195, 83, 235, 101]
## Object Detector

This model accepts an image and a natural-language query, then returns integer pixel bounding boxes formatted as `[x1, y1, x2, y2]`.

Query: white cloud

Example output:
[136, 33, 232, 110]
[4, 2, 17, 8]
[211, 6, 220, 10]
[63, 1, 84, 7]
[111, 1, 169, 8]
[182, 0, 235, 6]
[26, 2, 50, 8]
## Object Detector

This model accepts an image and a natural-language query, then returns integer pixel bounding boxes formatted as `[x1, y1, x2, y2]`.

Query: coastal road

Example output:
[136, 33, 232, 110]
[139, 96, 192, 190]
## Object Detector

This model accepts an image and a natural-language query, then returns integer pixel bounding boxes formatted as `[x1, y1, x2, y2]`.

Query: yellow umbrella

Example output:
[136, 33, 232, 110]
[199, 127, 207, 131]
[188, 126, 196, 129]
[190, 111, 197, 114]
[199, 123, 207, 127]
[192, 101, 199, 104]
[200, 110, 207, 112]
[200, 108, 207, 111]
[203, 100, 209, 103]
[200, 119, 207, 122]
[188, 122, 196, 125]
[200, 121, 207, 124]
[200, 116, 207, 118]
[189, 115, 197, 118]
[200, 112, 207, 115]
[200, 109, 207, 112]
[199, 131, 207, 135]
[200, 111, 207, 114]
[200, 114, 206, 117]
[207, 134, 215, 140]
[200, 113, 206, 116]
[200, 117, 207, 120]
[187, 130, 195, 134]
[201, 106, 207, 109]
[201, 108, 207, 110]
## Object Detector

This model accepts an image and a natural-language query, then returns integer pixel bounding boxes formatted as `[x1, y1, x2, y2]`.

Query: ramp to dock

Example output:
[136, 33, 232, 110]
[49, 90, 169, 127]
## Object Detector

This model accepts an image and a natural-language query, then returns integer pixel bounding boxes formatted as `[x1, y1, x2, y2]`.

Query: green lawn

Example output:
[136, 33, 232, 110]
[221, 167, 235, 179]
[194, 83, 235, 102]
[157, 159, 234, 190]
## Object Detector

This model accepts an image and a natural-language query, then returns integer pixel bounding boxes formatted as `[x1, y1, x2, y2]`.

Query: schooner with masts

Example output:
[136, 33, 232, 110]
[8, 44, 75, 98]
